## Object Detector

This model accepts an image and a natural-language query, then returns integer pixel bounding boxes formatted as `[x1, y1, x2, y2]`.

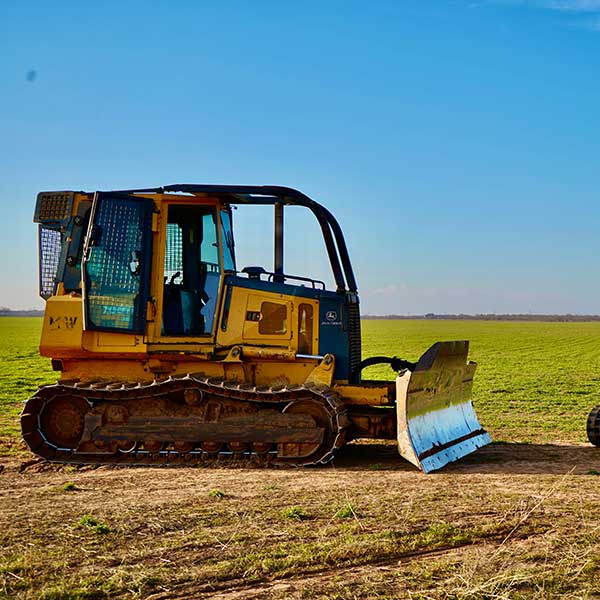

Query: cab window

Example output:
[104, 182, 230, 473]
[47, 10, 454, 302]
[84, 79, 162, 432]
[259, 301, 287, 335]
[162, 205, 221, 336]
[220, 209, 236, 272]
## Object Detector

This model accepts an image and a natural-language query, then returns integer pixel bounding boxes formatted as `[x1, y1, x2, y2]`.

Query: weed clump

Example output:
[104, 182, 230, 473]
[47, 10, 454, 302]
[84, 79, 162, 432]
[281, 506, 308, 521]
[63, 482, 78, 492]
[335, 503, 358, 519]
[78, 514, 111, 535]
[415, 522, 470, 549]
[208, 489, 226, 499]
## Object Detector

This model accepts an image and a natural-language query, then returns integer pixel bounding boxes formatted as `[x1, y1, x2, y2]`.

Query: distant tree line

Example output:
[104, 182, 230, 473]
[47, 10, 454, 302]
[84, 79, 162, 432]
[362, 313, 600, 322]
[0, 308, 44, 317]
[2, 307, 599, 321]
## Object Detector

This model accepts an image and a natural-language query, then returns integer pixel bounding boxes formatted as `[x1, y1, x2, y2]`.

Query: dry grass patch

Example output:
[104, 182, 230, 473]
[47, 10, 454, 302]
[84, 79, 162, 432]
[3, 462, 598, 599]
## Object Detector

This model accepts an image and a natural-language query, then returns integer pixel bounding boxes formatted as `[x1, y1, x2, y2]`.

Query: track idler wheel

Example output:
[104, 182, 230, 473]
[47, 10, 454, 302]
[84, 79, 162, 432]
[279, 398, 335, 463]
[117, 441, 137, 453]
[39, 395, 89, 449]
[587, 404, 600, 447]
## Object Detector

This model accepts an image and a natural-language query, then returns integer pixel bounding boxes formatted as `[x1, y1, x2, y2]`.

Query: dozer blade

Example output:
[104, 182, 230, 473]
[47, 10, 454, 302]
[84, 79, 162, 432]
[396, 341, 490, 473]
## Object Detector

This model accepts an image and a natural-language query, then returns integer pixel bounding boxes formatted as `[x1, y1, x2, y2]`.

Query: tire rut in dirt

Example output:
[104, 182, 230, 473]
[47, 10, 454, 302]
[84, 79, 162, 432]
[145, 529, 543, 600]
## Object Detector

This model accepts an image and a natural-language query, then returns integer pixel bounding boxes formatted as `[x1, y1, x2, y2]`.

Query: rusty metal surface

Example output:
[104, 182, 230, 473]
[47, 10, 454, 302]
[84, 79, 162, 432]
[396, 341, 491, 473]
[346, 406, 397, 441]
[91, 415, 324, 444]
[21, 375, 348, 467]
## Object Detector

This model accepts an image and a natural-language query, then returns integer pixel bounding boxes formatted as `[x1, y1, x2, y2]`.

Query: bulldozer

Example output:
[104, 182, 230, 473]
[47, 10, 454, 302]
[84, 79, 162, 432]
[22, 184, 491, 472]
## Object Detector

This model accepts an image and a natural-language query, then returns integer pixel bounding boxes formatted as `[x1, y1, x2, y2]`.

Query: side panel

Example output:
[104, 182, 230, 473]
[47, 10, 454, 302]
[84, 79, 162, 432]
[242, 293, 292, 344]
[217, 280, 318, 354]
[40, 296, 84, 357]
[317, 295, 350, 380]
[82, 331, 146, 352]
[217, 276, 351, 375]
[82, 195, 153, 334]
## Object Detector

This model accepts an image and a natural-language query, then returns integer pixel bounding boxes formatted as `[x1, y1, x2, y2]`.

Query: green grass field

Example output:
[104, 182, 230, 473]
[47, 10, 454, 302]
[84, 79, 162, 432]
[361, 319, 600, 445]
[0, 318, 54, 449]
[1, 316, 599, 452]
[2, 317, 600, 599]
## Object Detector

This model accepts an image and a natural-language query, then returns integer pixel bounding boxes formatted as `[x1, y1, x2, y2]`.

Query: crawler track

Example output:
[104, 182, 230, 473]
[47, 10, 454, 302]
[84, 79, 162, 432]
[21, 375, 349, 467]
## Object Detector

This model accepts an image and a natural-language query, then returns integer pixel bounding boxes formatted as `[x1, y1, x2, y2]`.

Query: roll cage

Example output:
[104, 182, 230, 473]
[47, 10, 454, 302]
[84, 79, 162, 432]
[109, 184, 358, 295]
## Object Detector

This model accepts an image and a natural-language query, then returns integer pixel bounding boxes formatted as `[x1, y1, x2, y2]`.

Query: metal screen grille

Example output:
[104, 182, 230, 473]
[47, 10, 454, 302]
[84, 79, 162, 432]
[37, 194, 71, 221]
[39, 225, 62, 299]
[164, 223, 183, 282]
[85, 198, 148, 331]
[347, 300, 362, 383]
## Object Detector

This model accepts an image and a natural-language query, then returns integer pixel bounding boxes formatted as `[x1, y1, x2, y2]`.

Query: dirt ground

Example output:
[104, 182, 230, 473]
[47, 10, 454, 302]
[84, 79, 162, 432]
[2, 442, 600, 599]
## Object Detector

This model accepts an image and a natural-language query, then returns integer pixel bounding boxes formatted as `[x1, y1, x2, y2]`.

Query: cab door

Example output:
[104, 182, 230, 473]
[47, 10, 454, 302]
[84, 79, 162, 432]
[82, 193, 153, 334]
[159, 204, 223, 339]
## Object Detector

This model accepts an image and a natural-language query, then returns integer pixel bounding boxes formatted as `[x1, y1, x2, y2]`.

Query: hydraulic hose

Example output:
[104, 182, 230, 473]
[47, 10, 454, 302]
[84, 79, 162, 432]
[350, 356, 417, 381]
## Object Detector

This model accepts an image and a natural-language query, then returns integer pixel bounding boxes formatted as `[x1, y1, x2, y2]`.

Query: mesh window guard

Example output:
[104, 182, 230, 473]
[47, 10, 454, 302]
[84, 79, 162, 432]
[39, 226, 62, 299]
[85, 197, 150, 331]
[164, 223, 183, 282]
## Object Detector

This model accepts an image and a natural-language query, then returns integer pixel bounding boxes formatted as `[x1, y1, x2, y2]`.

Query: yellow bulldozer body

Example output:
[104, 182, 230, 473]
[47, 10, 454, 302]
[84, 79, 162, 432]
[24, 185, 490, 472]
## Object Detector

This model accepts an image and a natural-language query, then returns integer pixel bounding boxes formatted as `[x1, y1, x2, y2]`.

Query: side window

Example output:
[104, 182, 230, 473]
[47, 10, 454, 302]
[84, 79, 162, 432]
[298, 303, 313, 354]
[200, 212, 221, 334]
[200, 213, 219, 271]
[162, 205, 222, 337]
[220, 209, 236, 272]
[259, 302, 287, 335]
[164, 223, 183, 284]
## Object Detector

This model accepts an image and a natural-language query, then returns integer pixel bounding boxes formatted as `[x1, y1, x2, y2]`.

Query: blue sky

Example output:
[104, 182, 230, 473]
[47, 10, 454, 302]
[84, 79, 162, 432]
[1, 0, 599, 314]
